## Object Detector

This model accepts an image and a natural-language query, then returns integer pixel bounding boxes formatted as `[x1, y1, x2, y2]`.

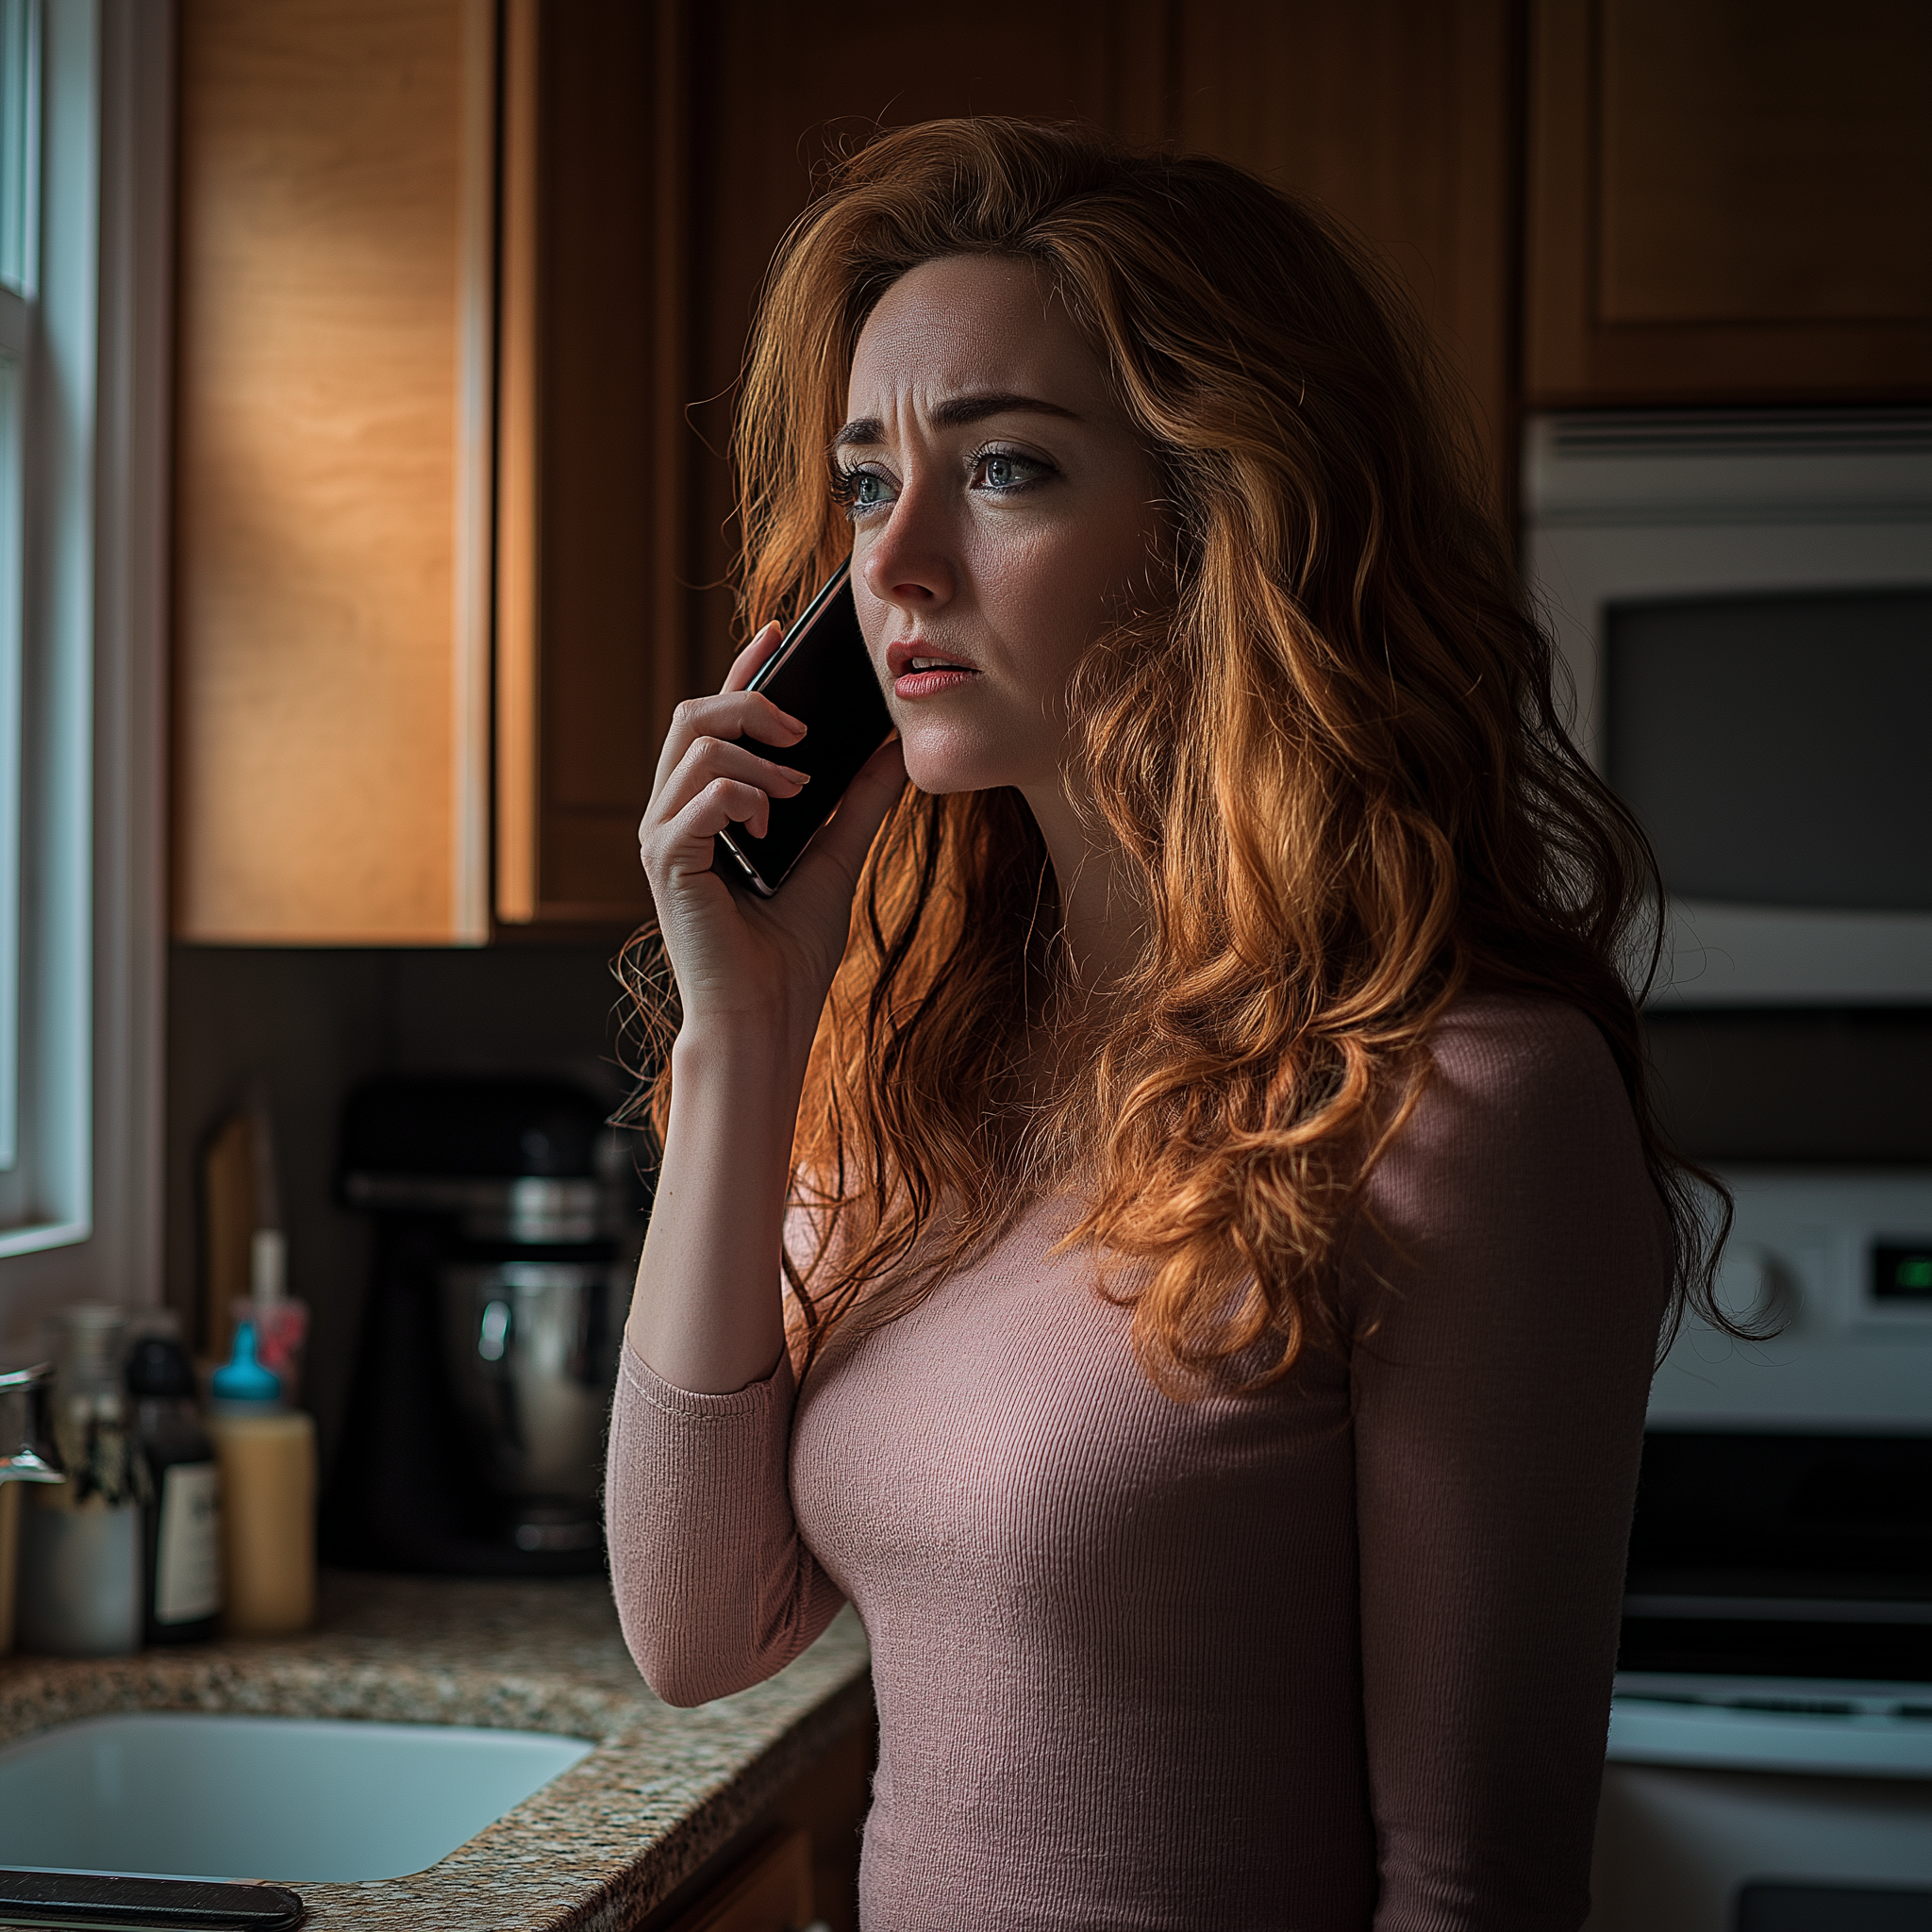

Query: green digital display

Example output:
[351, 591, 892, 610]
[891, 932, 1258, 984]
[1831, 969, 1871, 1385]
[1871, 1243, 1932, 1300]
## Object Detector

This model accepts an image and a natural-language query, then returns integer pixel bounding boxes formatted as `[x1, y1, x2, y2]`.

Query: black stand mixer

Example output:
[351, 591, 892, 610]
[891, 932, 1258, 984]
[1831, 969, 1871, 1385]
[323, 1077, 647, 1576]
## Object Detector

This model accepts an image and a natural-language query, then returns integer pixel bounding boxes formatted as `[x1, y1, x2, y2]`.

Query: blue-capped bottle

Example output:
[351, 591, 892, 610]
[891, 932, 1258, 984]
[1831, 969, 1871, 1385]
[209, 1321, 315, 1636]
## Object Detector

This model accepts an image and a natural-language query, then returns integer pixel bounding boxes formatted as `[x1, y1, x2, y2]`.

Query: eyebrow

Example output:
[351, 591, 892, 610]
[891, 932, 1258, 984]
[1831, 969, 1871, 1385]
[831, 392, 1082, 450]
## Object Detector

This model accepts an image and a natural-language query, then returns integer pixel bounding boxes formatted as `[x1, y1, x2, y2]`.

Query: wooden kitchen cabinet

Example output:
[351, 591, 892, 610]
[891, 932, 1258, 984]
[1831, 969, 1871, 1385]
[655, 1829, 813, 1932]
[637, 1717, 872, 1932]
[174, 0, 678, 941]
[174, 0, 1519, 940]
[492, 0, 688, 928]
[176, 0, 1932, 944]
[174, 0, 497, 943]
[1524, 0, 1932, 406]
[679, 0, 1520, 694]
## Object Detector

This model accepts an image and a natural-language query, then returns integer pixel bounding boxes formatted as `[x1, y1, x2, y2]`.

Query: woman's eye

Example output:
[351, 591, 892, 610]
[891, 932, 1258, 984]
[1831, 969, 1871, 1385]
[836, 467, 897, 517]
[974, 450, 1052, 493]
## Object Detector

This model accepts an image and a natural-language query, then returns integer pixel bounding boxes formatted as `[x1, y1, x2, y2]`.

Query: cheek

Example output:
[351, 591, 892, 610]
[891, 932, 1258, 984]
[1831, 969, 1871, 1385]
[974, 522, 1129, 692]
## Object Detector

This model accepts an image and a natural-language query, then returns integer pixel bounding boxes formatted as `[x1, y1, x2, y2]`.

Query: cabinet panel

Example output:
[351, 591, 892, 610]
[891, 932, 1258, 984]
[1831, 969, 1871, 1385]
[677, 0, 1518, 698]
[1170, 0, 1517, 512]
[495, 0, 688, 927]
[1526, 0, 1932, 405]
[680, 1, 1174, 695]
[658, 1828, 812, 1932]
[1598, 0, 1932, 326]
[174, 0, 494, 943]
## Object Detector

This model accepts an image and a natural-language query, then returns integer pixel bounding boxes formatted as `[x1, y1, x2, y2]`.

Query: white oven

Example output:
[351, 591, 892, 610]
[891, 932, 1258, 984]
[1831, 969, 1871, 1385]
[1528, 412, 1932, 1926]
[1523, 410, 1932, 1007]
[1586, 1166, 1932, 1932]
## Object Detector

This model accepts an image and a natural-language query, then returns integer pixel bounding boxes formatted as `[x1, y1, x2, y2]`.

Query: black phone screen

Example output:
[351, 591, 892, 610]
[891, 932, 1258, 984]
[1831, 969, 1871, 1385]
[713, 562, 893, 895]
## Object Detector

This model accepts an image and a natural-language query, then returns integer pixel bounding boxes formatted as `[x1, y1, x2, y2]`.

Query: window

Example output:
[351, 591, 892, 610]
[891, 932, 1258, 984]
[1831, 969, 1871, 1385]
[0, 0, 39, 1176]
[0, 0, 88, 1256]
[0, 0, 168, 1313]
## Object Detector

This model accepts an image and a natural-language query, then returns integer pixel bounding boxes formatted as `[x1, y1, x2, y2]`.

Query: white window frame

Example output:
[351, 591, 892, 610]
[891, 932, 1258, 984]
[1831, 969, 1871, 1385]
[0, 0, 167, 1329]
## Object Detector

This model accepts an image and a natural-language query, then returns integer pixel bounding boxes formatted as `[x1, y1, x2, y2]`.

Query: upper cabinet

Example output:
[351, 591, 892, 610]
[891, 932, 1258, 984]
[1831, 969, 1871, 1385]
[674, 0, 1519, 694]
[1525, 0, 1932, 407]
[174, 0, 496, 943]
[174, 0, 1522, 942]
[492, 1, 687, 929]
[192, 1, 1932, 941]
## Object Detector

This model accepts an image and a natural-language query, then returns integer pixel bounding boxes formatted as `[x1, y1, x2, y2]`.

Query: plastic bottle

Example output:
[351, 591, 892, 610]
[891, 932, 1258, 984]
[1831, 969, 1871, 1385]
[208, 1322, 315, 1636]
[126, 1333, 222, 1644]
[230, 1226, 309, 1407]
[17, 1307, 147, 1657]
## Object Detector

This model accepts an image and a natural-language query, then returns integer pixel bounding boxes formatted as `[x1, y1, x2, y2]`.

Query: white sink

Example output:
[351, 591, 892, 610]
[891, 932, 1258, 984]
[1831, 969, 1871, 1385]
[0, 1712, 594, 1882]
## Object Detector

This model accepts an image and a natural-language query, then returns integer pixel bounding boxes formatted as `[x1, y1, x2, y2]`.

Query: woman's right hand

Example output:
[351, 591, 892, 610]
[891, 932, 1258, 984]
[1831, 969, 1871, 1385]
[638, 624, 907, 1055]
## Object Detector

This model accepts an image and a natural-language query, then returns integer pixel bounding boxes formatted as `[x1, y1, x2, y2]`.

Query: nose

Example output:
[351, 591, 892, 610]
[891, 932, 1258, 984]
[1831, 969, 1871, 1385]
[858, 479, 956, 615]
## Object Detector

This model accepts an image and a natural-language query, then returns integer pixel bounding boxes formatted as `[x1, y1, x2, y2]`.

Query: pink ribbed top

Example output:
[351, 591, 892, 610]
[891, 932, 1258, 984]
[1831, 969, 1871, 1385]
[606, 997, 1671, 1929]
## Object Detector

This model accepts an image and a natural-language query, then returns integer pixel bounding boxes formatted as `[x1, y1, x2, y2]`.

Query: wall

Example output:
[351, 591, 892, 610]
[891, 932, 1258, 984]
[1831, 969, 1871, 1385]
[164, 940, 644, 1477]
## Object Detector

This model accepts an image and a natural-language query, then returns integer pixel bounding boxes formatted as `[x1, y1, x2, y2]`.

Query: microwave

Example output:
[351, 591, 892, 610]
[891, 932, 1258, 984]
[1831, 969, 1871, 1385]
[1523, 410, 1932, 1007]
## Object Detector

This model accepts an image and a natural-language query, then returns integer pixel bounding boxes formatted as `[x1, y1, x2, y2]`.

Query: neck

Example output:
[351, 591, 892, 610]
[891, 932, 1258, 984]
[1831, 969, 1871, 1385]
[1019, 778, 1143, 992]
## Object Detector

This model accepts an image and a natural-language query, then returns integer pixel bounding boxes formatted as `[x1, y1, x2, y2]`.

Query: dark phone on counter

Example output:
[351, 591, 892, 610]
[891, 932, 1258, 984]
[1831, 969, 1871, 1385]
[713, 561, 893, 896]
[0, 1869, 305, 1930]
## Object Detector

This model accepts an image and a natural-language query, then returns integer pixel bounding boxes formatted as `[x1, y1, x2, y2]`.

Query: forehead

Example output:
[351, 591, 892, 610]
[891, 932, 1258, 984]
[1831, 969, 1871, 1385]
[846, 255, 1112, 417]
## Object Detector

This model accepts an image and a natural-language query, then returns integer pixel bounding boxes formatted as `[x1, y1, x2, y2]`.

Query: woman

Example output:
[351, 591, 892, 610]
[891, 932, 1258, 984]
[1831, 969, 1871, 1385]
[610, 118, 1715, 1930]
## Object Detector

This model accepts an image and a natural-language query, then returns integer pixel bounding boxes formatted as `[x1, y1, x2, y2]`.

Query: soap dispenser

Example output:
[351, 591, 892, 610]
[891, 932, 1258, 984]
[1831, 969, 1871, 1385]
[208, 1322, 315, 1636]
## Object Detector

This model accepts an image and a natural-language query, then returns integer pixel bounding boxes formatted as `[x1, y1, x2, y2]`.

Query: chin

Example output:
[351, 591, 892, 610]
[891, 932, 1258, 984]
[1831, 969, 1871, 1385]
[894, 724, 1024, 798]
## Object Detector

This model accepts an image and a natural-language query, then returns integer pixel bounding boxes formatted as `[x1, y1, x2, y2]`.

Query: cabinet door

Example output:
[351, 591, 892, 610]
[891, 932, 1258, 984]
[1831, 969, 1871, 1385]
[658, 1827, 814, 1932]
[1170, 0, 1518, 516]
[675, 0, 1517, 694]
[677, 1, 1171, 699]
[494, 0, 688, 929]
[174, 0, 496, 943]
[1525, 0, 1932, 405]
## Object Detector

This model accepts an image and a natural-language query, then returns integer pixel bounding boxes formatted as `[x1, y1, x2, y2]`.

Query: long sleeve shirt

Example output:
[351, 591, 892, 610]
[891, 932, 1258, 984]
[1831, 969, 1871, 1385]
[606, 995, 1672, 1930]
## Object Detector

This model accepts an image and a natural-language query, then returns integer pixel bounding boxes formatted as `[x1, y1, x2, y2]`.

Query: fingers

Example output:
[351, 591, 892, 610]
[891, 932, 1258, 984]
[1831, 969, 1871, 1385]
[724, 622, 782, 693]
[650, 683, 806, 805]
[645, 769, 782, 893]
[651, 735, 809, 840]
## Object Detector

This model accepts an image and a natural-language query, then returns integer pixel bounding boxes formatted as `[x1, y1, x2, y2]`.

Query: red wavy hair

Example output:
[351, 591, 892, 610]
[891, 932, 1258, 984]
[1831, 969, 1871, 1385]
[621, 117, 1724, 1393]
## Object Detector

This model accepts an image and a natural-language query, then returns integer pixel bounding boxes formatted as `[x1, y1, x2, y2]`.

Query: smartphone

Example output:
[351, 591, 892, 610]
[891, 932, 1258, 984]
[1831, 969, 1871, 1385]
[713, 561, 894, 896]
[0, 1869, 305, 1930]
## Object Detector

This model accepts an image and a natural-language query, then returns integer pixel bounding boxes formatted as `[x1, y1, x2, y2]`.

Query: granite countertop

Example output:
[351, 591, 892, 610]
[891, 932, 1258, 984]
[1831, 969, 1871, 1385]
[0, 1571, 872, 1930]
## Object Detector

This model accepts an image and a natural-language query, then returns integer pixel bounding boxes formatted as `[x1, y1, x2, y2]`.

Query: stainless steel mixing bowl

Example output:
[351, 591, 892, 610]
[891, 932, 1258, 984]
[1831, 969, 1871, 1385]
[438, 1261, 622, 1553]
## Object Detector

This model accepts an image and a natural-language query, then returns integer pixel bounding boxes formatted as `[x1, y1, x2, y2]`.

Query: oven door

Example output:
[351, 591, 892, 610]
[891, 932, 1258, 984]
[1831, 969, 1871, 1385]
[1591, 1694, 1932, 1932]
[1598, 1424, 1932, 1930]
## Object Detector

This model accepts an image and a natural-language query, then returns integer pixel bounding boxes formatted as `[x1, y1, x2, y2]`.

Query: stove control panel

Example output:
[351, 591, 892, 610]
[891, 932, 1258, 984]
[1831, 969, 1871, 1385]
[1649, 1167, 1932, 1431]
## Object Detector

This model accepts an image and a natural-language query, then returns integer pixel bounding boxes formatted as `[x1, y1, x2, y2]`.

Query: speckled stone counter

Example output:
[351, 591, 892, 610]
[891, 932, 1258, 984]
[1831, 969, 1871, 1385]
[0, 1572, 873, 1930]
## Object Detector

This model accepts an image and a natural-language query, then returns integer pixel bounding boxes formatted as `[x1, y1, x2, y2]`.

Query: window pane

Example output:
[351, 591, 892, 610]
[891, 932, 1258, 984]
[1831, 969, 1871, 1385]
[0, 343, 19, 1168]
[0, 0, 35, 296]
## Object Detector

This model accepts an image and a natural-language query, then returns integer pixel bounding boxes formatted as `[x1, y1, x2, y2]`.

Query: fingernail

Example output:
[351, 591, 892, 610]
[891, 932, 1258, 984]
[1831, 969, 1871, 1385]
[783, 767, 810, 784]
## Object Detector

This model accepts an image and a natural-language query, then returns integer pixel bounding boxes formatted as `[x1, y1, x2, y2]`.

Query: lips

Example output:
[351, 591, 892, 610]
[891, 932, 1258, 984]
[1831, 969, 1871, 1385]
[886, 641, 975, 677]
[887, 640, 979, 701]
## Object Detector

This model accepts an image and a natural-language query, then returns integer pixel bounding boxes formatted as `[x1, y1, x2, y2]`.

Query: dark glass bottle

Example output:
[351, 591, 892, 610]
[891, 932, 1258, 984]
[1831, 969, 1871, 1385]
[125, 1335, 222, 1644]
